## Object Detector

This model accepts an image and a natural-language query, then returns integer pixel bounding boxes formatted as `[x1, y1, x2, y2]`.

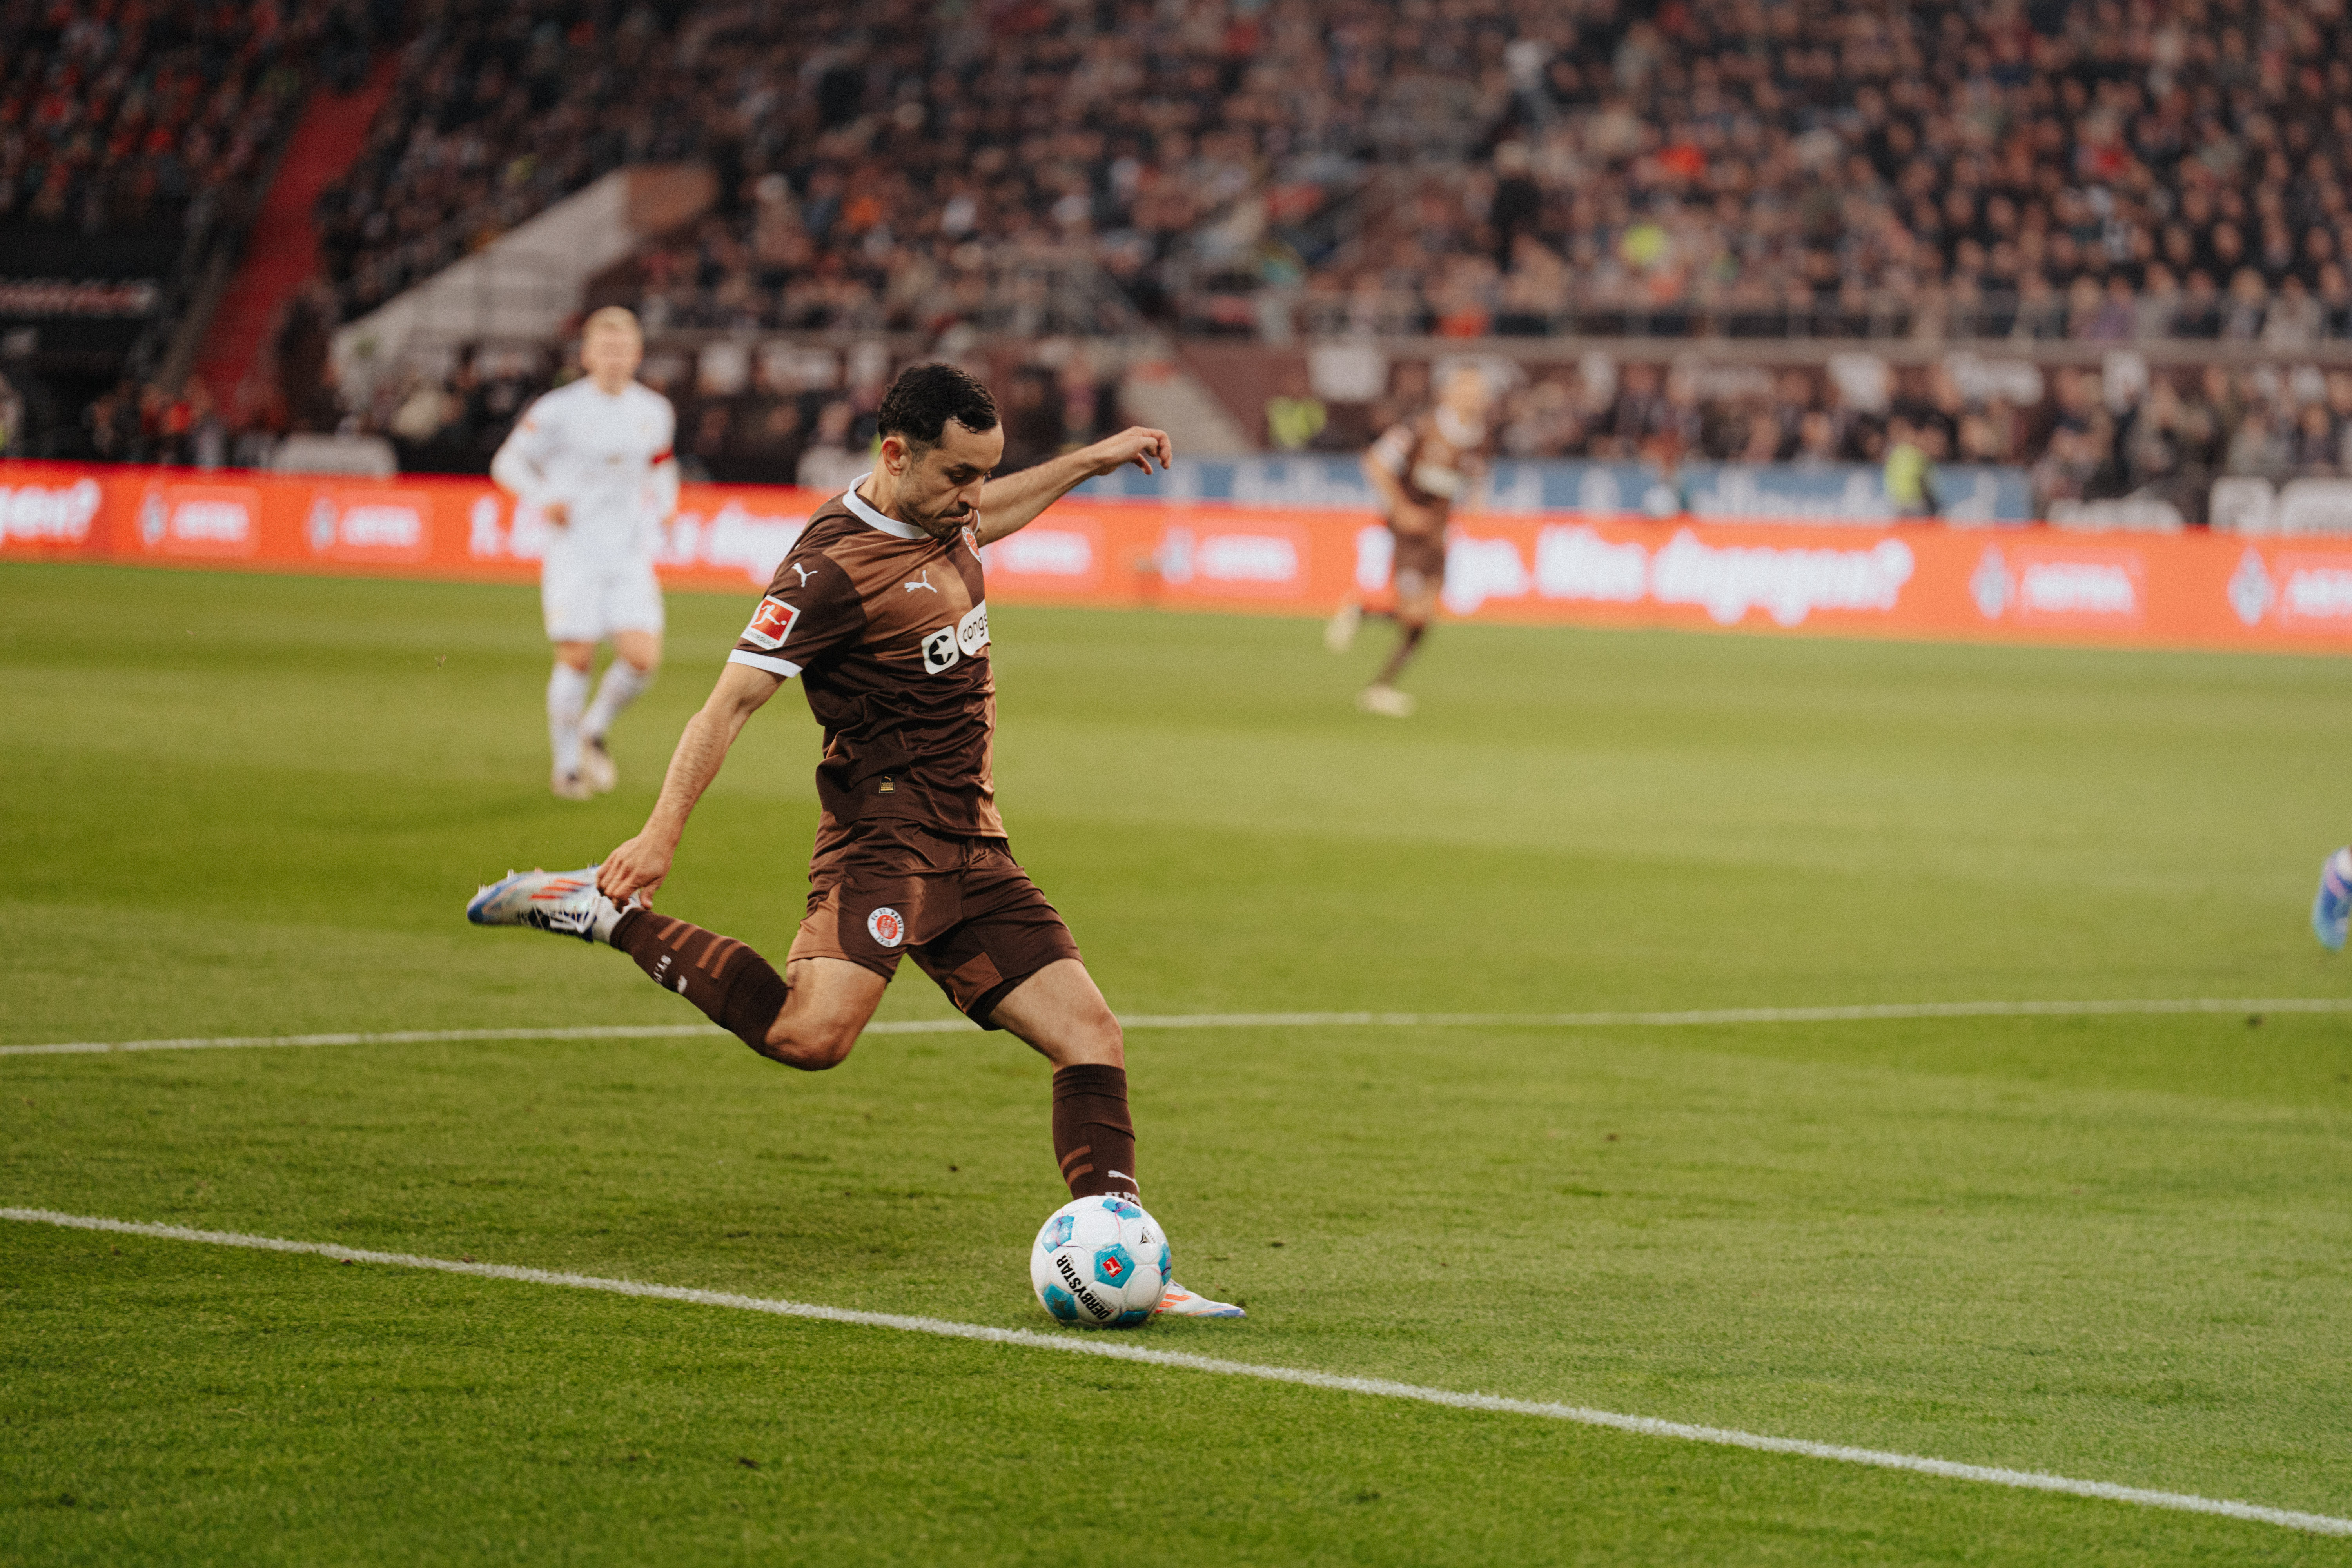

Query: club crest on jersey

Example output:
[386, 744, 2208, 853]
[866, 907, 906, 948]
[742, 595, 800, 650]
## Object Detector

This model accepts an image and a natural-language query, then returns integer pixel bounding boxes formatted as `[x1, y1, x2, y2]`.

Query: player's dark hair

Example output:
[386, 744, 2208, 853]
[877, 362, 999, 449]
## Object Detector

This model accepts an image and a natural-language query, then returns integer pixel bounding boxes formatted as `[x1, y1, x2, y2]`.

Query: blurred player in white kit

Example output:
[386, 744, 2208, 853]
[492, 307, 678, 799]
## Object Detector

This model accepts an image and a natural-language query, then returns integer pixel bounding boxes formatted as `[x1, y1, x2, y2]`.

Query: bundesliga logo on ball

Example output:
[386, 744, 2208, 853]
[1030, 1194, 1171, 1328]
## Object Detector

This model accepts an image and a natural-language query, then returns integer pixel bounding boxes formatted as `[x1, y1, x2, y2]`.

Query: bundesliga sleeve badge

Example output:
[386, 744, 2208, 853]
[741, 595, 801, 650]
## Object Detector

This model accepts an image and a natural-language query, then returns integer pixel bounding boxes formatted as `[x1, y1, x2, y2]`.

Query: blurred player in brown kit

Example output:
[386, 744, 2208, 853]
[1325, 364, 1495, 717]
[466, 361, 1241, 1317]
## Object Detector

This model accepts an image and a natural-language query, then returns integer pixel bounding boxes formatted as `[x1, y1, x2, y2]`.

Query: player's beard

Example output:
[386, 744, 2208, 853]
[919, 499, 978, 539]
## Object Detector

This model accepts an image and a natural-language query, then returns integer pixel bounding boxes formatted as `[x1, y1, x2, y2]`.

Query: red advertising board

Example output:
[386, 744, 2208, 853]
[4, 459, 2348, 654]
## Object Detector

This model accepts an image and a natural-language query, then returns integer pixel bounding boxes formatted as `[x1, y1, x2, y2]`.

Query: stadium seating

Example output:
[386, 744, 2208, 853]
[336, 0, 2349, 355]
[16, 0, 2352, 522]
[0, 0, 380, 235]
[0, 0, 392, 459]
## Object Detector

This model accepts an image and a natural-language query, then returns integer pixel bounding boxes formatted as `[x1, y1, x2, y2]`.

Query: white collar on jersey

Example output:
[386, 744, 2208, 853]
[842, 474, 928, 540]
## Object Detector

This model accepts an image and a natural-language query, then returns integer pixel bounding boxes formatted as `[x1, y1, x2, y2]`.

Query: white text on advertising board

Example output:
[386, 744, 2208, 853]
[138, 487, 257, 554]
[1385, 524, 1915, 624]
[0, 477, 102, 543]
[1157, 526, 1301, 587]
[1972, 545, 2143, 623]
[986, 527, 1094, 578]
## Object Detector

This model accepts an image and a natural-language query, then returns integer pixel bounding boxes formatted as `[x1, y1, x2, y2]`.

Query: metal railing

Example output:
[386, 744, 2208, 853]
[619, 243, 1149, 341]
[1270, 292, 2352, 350]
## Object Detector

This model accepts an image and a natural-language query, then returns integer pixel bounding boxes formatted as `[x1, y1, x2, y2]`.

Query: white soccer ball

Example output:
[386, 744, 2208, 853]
[1029, 1193, 1171, 1328]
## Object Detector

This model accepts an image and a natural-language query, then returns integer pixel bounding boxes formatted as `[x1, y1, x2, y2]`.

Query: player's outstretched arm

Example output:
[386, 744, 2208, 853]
[973, 426, 1172, 545]
[490, 410, 569, 526]
[598, 661, 781, 906]
[1362, 443, 1439, 534]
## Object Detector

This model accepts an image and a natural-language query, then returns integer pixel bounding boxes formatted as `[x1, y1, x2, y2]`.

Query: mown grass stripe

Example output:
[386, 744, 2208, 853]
[7, 996, 2350, 1057]
[6, 1206, 2346, 1539]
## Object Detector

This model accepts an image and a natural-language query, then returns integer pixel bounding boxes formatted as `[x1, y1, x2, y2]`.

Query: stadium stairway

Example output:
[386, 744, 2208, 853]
[190, 57, 398, 412]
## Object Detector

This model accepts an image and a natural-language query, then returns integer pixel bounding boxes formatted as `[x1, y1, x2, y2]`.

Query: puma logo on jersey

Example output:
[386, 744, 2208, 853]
[788, 561, 815, 587]
[904, 571, 936, 594]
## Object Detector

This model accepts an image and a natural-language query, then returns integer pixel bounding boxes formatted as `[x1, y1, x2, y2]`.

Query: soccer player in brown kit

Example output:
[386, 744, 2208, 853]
[1324, 364, 1495, 717]
[466, 362, 1242, 1318]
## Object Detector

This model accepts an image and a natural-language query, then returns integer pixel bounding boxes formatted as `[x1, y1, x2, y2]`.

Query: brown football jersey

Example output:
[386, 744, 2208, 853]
[729, 483, 1002, 839]
[1370, 406, 1493, 526]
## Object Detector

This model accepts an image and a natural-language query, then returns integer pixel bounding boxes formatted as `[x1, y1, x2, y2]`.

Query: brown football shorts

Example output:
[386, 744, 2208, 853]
[1389, 526, 1447, 597]
[787, 818, 1083, 1028]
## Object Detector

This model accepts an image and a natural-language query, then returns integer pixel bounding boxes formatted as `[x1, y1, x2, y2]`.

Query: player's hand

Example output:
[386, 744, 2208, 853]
[1082, 426, 1173, 478]
[543, 500, 570, 526]
[598, 832, 672, 906]
[1392, 498, 1444, 536]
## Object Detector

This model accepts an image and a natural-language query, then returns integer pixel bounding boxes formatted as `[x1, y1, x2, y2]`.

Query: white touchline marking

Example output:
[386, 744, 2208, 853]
[5, 996, 2350, 1058]
[0, 1020, 970, 1057]
[1116, 997, 2352, 1029]
[5, 1207, 2345, 1539]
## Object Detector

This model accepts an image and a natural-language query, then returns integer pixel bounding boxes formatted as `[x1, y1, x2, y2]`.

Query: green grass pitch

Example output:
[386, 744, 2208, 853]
[4, 559, 2351, 1566]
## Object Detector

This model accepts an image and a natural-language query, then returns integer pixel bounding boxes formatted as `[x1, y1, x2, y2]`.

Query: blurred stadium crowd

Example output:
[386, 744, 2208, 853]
[1267, 0, 2352, 347]
[308, 0, 2352, 347]
[322, 341, 2334, 524]
[8, 0, 2352, 524]
[312, 0, 1343, 334]
[358, 335, 1120, 485]
[0, 0, 385, 234]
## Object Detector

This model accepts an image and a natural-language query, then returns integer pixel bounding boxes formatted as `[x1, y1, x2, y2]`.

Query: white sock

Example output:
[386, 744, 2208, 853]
[590, 891, 627, 944]
[582, 659, 653, 742]
[2330, 846, 2352, 883]
[547, 663, 590, 777]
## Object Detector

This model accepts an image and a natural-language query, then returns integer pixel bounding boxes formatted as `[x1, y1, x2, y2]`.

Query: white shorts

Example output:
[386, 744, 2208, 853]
[542, 553, 665, 643]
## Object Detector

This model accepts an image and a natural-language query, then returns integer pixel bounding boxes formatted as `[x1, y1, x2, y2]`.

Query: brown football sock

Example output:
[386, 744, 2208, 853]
[1052, 1063, 1138, 1199]
[608, 909, 790, 1055]
[1374, 621, 1427, 686]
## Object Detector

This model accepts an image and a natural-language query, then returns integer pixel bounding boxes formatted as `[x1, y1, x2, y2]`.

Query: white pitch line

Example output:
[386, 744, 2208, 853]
[0, 1019, 972, 1058]
[5, 995, 2348, 1058]
[1117, 996, 2352, 1029]
[5, 1207, 2345, 1539]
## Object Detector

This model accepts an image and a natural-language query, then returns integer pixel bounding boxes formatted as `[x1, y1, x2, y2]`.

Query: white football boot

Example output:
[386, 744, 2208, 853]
[550, 768, 593, 801]
[465, 867, 624, 944]
[1156, 1281, 1245, 1318]
[1356, 682, 1415, 718]
[579, 735, 618, 795]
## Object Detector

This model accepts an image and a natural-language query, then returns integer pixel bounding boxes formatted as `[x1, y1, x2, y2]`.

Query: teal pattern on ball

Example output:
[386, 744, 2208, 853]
[1113, 1306, 1153, 1328]
[1038, 1214, 1075, 1252]
[1103, 1198, 1142, 1219]
[1041, 1283, 1080, 1323]
[1092, 1242, 1134, 1287]
[1157, 1242, 1171, 1276]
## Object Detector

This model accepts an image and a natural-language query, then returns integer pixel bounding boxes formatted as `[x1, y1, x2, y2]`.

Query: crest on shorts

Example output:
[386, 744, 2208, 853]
[742, 595, 800, 649]
[866, 906, 906, 947]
